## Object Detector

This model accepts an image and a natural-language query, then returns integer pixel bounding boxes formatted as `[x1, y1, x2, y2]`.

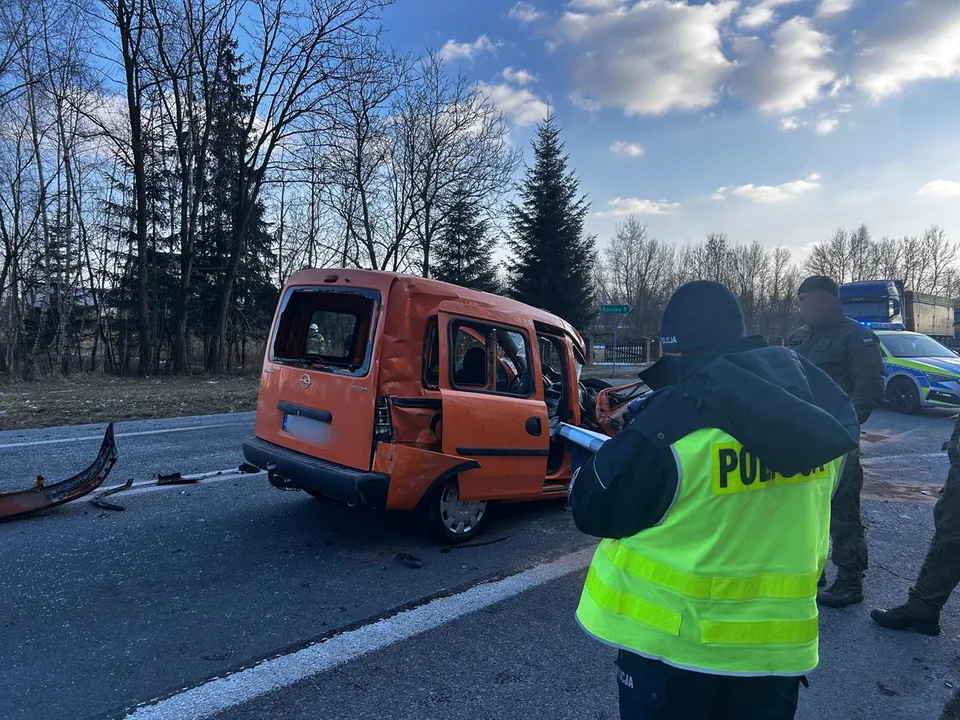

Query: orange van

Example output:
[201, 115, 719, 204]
[242, 268, 643, 542]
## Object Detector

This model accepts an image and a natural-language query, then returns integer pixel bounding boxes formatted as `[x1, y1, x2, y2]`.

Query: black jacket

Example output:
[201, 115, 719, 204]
[787, 318, 885, 425]
[570, 337, 860, 539]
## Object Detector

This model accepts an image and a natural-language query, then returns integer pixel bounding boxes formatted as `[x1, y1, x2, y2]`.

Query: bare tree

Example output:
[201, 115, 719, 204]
[206, 0, 387, 372]
[321, 41, 410, 270]
[97, 0, 153, 375]
[848, 223, 876, 281]
[805, 227, 849, 283]
[394, 52, 520, 277]
[921, 224, 957, 295]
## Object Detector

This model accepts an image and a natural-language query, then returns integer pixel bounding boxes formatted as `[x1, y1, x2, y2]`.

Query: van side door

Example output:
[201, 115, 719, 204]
[437, 301, 550, 500]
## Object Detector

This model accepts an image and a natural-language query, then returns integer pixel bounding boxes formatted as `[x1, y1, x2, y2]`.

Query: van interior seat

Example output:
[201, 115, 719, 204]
[455, 347, 487, 387]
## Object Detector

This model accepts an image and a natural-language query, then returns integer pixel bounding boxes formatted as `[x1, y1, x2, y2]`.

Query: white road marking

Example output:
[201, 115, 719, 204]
[0, 421, 250, 450]
[124, 547, 595, 720]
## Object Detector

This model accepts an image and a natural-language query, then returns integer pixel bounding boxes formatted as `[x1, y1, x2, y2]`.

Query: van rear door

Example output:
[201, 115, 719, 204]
[256, 285, 381, 471]
[437, 301, 549, 500]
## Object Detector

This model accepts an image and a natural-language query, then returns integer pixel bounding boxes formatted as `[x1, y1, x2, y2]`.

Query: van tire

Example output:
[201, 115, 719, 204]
[425, 476, 489, 544]
[887, 377, 921, 414]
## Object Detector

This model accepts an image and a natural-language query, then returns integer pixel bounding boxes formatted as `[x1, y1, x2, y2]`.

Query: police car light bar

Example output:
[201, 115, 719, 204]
[856, 320, 904, 330]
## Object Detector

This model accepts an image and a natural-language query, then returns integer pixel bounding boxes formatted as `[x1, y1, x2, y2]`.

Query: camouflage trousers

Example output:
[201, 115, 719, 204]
[829, 450, 868, 577]
[909, 455, 960, 611]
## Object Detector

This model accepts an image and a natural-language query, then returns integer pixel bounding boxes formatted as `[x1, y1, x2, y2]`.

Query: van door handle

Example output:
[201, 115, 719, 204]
[525, 417, 542, 436]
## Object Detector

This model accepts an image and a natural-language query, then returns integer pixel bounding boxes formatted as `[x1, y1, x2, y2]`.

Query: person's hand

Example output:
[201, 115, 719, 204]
[549, 415, 562, 437]
[622, 396, 648, 427]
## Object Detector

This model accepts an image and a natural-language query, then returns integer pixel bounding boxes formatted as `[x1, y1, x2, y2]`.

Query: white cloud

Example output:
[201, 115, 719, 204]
[609, 141, 645, 158]
[477, 82, 550, 126]
[569, 90, 601, 112]
[916, 180, 960, 200]
[733, 17, 837, 114]
[780, 116, 804, 131]
[502, 67, 537, 86]
[737, 0, 804, 30]
[551, 0, 737, 116]
[568, 0, 623, 9]
[717, 173, 822, 203]
[817, 0, 854, 16]
[815, 117, 839, 135]
[828, 75, 851, 97]
[596, 197, 681, 216]
[509, 2, 545, 22]
[855, 0, 960, 101]
[439, 35, 499, 62]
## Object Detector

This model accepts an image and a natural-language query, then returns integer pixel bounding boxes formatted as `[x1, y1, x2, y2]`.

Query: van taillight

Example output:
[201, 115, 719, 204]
[375, 396, 393, 441]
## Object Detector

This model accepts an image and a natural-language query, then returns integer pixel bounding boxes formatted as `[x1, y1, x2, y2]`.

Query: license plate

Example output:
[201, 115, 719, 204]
[282, 413, 332, 446]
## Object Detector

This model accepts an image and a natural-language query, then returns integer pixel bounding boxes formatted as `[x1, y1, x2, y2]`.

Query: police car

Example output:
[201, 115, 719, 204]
[875, 330, 960, 413]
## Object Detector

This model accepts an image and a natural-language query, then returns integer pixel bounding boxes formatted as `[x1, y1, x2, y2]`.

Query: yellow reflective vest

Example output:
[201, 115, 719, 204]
[576, 427, 843, 676]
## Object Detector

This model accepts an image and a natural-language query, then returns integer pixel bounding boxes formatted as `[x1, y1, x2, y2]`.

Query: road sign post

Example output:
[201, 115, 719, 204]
[599, 304, 633, 378]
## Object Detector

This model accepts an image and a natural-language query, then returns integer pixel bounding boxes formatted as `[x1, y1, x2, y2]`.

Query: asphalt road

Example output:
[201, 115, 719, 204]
[1, 405, 959, 720]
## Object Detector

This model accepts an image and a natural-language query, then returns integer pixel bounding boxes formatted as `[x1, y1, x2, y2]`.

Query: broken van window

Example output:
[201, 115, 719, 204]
[452, 325, 490, 389]
[450, 321, 532, 396]
[271, 287, 379, 375]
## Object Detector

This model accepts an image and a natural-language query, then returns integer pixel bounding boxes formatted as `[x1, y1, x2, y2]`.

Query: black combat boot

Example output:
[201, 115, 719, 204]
[817, 571, 863, 608]
[870, 602, 941, 636]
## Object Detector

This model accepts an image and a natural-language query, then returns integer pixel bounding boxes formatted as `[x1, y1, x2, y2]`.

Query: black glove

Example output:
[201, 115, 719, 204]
[622, 395, 650, 427]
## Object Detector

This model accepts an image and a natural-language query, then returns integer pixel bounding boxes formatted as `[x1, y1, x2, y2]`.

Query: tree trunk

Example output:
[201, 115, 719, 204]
[116, 0, 153, 376]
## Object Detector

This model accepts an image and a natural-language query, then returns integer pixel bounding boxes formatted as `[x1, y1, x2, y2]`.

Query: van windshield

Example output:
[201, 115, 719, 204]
[271, 287, 380, 375]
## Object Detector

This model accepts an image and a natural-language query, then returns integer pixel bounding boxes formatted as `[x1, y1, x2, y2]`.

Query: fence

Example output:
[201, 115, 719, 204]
[589, 339, 661, 364]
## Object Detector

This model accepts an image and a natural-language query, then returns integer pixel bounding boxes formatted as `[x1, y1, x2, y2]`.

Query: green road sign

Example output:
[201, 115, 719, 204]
[600, 304, 633, 315]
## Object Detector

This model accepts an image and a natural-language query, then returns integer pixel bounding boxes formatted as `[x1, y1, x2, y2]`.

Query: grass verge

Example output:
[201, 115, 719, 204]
[0, 375, 260, 431]
[0, 363, 653, 431]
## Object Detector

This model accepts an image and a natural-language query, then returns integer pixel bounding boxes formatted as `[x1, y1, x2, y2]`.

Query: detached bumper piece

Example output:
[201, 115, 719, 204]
[0, 423, 119, 521]
[242, 436, 389, 508]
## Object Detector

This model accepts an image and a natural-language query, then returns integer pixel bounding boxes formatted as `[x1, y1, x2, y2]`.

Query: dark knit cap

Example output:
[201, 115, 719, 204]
[660, 280, 746, 354]
[798, 275, 839, 296]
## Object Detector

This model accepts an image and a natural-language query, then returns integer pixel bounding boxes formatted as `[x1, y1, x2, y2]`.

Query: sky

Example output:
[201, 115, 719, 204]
[379, 0, 960, 262]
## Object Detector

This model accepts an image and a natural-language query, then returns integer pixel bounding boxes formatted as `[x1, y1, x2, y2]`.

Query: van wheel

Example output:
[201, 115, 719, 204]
[887, 377, 921, 414]
[426, 477, 489, 544]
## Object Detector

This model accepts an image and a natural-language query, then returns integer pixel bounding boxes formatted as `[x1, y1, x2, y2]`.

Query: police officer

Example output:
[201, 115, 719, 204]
[871, 414, 960, 635]
[569, 280, 859, 719]
[787, 276, 885, 608]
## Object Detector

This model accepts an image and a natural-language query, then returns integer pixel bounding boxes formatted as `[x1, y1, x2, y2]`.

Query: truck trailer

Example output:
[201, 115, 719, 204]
[839, 279, 954, 342]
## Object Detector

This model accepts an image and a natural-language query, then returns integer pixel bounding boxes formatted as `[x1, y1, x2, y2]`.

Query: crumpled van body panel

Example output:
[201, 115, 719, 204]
[243, 268, 595, 538]
[253, 272, 393, 472]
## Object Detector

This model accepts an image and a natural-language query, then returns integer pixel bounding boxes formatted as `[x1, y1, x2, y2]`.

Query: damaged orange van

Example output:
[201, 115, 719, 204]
[242, 268, 644, 542]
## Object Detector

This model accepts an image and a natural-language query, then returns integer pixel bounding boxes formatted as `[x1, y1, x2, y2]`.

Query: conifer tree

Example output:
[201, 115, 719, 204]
[507, 115, 597, 329]
[432, 186, 500, 293]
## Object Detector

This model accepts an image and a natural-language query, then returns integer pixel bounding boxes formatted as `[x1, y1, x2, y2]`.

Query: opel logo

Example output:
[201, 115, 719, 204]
[300, 373, 311, 390]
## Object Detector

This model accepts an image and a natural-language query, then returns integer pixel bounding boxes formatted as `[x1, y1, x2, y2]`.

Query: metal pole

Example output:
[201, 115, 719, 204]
[612, 323, 618, 379]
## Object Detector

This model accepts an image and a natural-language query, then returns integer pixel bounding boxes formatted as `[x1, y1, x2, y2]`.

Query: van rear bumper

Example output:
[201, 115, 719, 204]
[242, 436, 389, 508]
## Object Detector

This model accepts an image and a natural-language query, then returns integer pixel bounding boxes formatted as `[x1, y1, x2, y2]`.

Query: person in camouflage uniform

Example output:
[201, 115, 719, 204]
[787, 276, 885, 608]
[871, 416, 960, 635]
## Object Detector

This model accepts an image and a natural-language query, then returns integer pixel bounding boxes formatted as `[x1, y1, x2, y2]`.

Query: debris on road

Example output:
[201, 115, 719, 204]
[238, 462, 260, 474]
[91, 478, 135, 511]
[394, 553, 423, 569]
[157, 471, 199, 485]
[0, 423, 118, 521]
[439, 536, 510, 553]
